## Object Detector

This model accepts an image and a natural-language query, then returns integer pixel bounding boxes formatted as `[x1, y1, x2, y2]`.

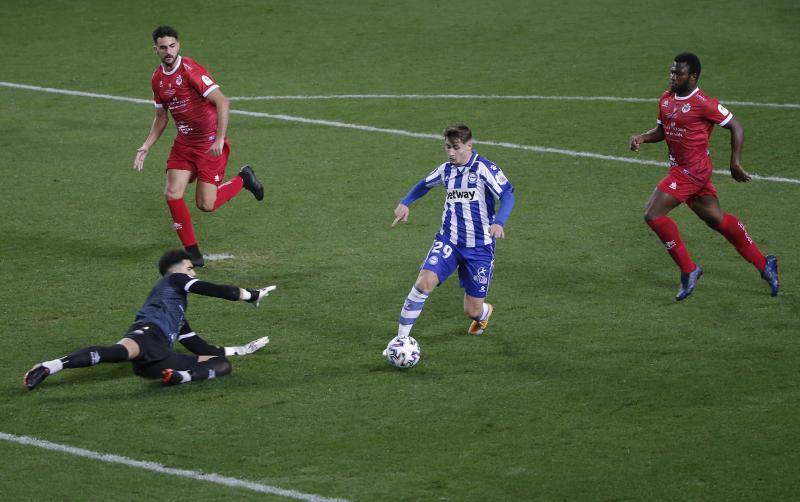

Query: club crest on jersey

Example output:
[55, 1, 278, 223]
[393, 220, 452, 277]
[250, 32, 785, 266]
[468, 173, 478, 183]
[681, 103, 691, 113]
[446, 188, 477, 202]
[176, 75, 183, 86]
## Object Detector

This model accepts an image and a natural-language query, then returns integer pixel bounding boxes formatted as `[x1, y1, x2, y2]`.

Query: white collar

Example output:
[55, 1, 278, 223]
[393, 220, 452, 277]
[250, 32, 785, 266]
[674, 87, 700, 101]
[161, 55, 182, 76]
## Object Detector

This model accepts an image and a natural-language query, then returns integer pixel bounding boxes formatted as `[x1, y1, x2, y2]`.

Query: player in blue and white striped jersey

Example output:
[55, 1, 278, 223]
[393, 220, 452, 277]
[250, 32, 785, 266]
[392, 124, 516, 338]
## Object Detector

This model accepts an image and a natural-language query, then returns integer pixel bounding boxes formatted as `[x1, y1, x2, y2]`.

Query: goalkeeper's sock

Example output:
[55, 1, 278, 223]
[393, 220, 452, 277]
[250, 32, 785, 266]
[60, 344, 129, 369]
[398, 286, 429, 338]
[190, 357, 232, 381]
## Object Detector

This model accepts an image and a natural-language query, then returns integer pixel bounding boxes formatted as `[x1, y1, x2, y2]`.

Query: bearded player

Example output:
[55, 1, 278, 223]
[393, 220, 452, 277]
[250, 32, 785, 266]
[134, 26, 264, 267]
[630, 52, 779, 300]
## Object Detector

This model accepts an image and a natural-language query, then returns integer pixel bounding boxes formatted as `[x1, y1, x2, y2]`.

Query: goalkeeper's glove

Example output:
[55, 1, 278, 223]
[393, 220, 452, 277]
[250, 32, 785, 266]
[245, 285, 277, 307]
[225, 336, 270, 356]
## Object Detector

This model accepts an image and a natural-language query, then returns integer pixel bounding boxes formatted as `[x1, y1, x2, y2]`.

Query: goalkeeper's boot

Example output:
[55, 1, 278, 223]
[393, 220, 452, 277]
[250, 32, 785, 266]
[761, 255, 779, 297]
[675, 265, 703, 301]
[239, 165, 264, 201]
[468, 303, 494, 335]
[184, 244, 204, 268]
[161, 369, 185, 386]
[23, 364, 50, 391]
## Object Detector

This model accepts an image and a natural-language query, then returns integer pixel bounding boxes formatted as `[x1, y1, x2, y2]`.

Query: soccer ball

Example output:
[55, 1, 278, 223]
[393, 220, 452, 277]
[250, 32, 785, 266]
[384, 335, 421, 368]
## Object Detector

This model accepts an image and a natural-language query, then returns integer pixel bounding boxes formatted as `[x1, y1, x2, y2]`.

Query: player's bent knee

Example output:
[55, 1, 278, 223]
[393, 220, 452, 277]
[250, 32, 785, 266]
[207, 357, 232, 377]
[196, 201, 215, 212]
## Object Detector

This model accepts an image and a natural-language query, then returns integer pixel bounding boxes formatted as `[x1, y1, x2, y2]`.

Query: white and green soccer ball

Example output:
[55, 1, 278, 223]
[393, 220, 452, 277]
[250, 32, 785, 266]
[383, 335, 421, 368]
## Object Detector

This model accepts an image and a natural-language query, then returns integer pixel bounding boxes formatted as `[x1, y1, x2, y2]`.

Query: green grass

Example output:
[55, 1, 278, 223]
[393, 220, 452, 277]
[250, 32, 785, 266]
[1, 0, 799, 500]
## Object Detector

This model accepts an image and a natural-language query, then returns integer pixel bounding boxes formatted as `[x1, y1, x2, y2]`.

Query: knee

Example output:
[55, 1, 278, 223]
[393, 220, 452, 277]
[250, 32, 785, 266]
[164, 187, 184, 201]
[211, 357, 232, 377]
[414, 278, 436, 295]
[196, 199, 215, 212]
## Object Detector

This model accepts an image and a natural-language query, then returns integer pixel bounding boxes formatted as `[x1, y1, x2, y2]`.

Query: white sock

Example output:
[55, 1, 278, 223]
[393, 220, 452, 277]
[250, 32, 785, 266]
[475, 303, 490, 321]
[177, 370, 191, 383]
[42, 359, 63, 374]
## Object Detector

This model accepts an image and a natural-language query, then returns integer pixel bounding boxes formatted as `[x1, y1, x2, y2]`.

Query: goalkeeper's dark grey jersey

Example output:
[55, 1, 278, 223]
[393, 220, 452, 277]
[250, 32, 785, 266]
[133, 273, 196, 346]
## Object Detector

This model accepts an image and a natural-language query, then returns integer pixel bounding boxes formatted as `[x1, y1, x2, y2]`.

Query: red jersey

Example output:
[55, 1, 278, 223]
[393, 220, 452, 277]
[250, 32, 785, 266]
[657, 87, 733, 184]
[151, 56, 221, 147]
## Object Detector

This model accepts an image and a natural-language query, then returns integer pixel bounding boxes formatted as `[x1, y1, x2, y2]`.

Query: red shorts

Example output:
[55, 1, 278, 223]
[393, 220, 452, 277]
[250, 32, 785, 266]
[166, 139, 230, 185]
[657, 168, 717, 205]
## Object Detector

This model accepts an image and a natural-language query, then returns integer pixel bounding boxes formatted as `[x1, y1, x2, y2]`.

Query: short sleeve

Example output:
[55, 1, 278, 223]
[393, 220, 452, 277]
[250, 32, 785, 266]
[187, 63, 220, 98]
[151, 82, 164, 108]
[703, 98, 733, 126]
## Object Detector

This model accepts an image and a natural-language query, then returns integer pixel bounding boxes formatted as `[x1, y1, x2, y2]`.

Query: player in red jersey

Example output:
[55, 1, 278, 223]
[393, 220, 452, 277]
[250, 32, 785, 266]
[629, 52, 778, 300]
[133, 26, 264, 267]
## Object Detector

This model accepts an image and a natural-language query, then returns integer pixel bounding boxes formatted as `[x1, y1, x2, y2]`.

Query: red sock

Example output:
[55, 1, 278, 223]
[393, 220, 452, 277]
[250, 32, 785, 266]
[212, 176, 244, 210]
[716, 213, 766, 271]
[647, 216, 695, 273]
[166, 198, 197, 247]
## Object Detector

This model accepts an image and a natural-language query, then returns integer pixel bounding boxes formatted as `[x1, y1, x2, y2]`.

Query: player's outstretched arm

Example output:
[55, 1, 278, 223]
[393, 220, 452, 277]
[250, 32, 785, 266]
[134, 107, 169, 171]
[186, 280, 277, 307]
[629, 125, 665, 151]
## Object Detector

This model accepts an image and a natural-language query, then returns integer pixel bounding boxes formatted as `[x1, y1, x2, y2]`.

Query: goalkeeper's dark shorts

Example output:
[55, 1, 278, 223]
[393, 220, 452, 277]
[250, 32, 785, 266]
[123, 323, 208, 379]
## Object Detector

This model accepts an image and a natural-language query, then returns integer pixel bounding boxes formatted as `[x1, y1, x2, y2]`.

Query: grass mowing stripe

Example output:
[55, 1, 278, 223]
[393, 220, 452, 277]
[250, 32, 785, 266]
[2, 80, 799, 185]
[0, 432, 349, 502]
[227, 93, 800, 109]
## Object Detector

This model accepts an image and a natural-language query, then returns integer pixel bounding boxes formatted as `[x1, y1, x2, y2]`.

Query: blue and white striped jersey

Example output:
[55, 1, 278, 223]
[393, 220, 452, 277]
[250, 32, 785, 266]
[423, 152, 514, 248]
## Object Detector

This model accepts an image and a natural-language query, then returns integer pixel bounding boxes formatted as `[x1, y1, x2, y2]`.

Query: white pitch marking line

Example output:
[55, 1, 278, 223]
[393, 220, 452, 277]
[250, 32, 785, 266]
[2, 81, 798, 185]
[205, 253, 235, 261]
[227, 93, 800, 110]
[0, 432, 349, 502]
[229, 109, 800, 185]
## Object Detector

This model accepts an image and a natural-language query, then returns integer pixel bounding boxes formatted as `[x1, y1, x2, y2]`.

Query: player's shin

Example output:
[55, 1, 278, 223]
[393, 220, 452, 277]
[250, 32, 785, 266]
[398, 287, 429, 338]
[166, 198, 197, 247]
[716, 213, 767, 271]
[212, 176, 244, 210]
[58, 344, 129, 370]
[184, 357, 233, 383]
[647, 216, 696, 273]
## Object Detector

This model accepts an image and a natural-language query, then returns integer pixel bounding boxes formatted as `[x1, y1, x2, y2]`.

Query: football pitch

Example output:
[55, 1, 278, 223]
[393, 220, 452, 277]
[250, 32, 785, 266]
[1, 0, 799, 500]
